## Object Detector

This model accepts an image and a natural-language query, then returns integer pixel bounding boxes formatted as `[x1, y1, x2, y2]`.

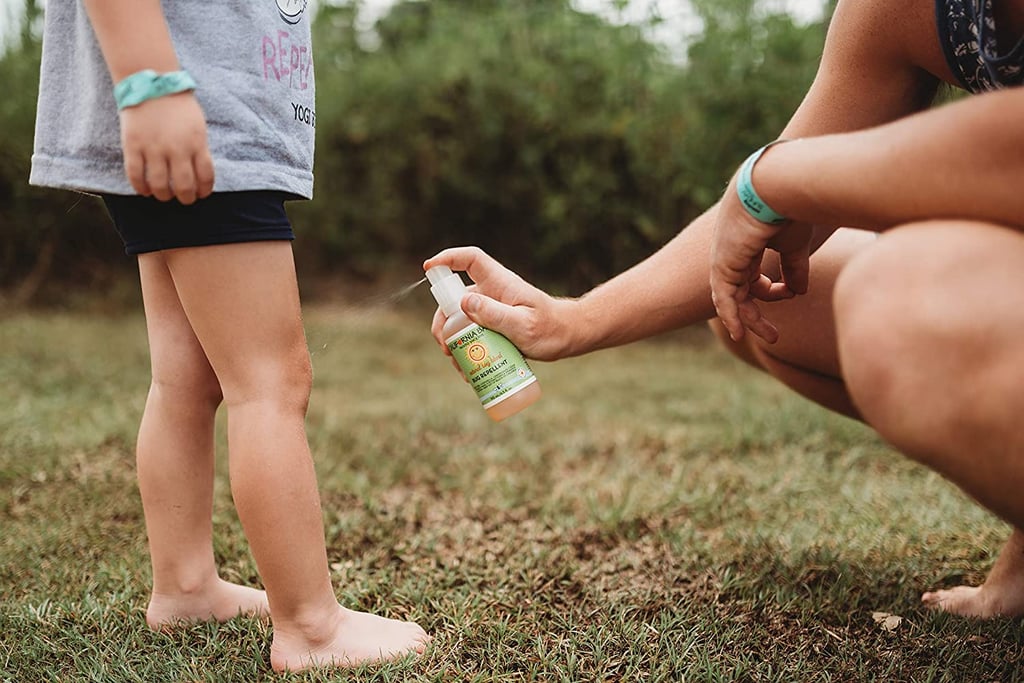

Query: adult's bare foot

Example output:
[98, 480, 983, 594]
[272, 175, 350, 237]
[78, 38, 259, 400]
[922, 528, 1024, 618]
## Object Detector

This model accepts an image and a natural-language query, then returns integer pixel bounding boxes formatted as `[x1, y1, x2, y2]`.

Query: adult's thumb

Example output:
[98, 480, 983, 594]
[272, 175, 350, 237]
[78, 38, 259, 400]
[463, 293, 513, 333]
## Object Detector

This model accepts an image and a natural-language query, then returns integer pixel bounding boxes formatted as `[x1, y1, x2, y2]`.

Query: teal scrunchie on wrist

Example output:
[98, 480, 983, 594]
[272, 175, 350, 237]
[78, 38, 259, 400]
[736, 140, 789, 225]
[113, 69, 197, 111]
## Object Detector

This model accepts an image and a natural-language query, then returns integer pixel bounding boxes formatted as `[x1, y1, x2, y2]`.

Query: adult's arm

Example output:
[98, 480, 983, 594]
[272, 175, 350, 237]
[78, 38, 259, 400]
[427, 0, 943, 359]
[752, 88, 1024, 232]
[709, 1, 1022, 340]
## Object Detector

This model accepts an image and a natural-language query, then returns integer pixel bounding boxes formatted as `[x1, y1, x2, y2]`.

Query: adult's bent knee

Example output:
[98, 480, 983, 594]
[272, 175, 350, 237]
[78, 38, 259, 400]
[834, 225, 931, 422]
[833, 220, 1006, 452]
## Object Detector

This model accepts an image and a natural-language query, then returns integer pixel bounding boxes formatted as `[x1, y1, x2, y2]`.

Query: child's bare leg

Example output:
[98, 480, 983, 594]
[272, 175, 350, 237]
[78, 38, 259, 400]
[162, 242, 429, 672]
[137, 253, 269, 628]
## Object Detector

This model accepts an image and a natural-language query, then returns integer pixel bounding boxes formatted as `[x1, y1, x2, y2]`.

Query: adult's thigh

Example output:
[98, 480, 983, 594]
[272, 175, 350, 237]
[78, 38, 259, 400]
[834, 220, 1024, 459]
[715, 229, 875, 375]
[710, 228, 876, 418]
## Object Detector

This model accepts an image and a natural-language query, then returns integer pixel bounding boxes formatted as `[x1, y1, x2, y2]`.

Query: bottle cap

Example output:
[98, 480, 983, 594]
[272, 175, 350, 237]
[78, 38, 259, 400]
[425, 265, 468, 316]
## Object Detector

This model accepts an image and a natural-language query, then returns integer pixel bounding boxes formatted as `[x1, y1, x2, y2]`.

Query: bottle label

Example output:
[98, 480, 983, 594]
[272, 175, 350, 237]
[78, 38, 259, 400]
[445, 323, 537, 409]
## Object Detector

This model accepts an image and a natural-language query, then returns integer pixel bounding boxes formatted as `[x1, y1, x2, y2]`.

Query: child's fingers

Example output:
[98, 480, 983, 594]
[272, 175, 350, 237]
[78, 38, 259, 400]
[118, 93, 212, 204]
[124, 149, 151, 196]
[195, 150, 215, 199]
[170, 152, 197, 205]
[146, 155, 173, 202]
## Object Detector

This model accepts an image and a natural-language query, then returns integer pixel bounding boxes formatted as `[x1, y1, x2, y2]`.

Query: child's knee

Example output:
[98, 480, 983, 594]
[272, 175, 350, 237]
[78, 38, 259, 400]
[151, 366, 223, 409]
[220, 345, 312, 413]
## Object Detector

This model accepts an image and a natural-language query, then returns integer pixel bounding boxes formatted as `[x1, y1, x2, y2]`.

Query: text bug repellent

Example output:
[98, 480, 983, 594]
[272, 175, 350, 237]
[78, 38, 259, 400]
[426, 266, 541, 421]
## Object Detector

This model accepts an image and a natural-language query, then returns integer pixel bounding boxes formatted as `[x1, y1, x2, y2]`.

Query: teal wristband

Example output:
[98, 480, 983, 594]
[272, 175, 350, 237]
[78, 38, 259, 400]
[113, 69, 197, 111]
[736, 140, 789, 225]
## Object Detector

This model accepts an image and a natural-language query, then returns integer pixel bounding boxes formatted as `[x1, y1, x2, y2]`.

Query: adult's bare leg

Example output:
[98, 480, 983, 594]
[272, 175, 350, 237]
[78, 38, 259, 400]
[921, 530, 1024, 618]
[709, 227, 873, 419]
[835, 220, 1024, 617]
[136, 252, 269, 629]
[163, 241, 429, 671]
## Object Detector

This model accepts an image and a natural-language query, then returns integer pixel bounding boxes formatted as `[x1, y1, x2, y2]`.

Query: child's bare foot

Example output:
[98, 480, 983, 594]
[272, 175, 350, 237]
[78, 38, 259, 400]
[146, 577, 270, 630]
[270, 605, 431, 673]
[922, 528, 1024, 618]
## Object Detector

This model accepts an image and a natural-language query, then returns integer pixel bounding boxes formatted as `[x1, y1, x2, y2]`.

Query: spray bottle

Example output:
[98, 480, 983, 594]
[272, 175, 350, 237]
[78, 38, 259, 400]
[426, 265, 541, 421]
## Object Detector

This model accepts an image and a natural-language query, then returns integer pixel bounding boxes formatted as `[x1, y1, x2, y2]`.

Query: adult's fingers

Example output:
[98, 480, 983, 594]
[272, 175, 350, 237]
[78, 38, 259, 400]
[430, 289, 526, 345]
[423, 246, 508, 285]
[747, 274, 796, 302]
[460, 292, 524, 337]
[779, 246, 810, 296]
[430, 306, 452, 354]
[710, 281, 745, 342]
[737, 300, 779, 344]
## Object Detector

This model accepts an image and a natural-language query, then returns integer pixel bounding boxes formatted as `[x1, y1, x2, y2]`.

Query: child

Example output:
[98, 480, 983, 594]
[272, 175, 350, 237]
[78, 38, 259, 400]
[30, 0, 429, 672]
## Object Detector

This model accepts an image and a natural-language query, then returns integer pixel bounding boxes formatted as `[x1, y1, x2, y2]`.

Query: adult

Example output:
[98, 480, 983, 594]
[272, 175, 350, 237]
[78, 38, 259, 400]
[426, 0, 1024, 618]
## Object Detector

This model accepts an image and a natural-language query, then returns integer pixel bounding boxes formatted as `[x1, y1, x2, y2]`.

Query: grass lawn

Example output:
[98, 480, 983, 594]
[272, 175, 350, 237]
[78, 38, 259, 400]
[1, 301, 1022, 682]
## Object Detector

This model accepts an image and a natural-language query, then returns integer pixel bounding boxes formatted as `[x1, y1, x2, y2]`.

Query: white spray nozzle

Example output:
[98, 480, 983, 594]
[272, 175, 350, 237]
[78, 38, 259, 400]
[426, 265, 468, 317]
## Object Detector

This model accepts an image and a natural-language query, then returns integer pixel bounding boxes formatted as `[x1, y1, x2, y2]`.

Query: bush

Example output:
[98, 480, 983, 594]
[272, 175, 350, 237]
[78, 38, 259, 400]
[0, 1, 126, 304]
[300, 0, 824, 292]
[0, 0, 827, 301]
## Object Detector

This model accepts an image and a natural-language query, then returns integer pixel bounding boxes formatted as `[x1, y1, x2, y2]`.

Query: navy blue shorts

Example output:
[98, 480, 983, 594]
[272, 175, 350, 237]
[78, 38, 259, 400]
[101, 191, 296, 255]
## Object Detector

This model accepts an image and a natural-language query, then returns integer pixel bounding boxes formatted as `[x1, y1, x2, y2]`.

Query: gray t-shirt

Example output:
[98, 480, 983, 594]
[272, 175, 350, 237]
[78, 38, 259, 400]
[30, 0, 316, 198]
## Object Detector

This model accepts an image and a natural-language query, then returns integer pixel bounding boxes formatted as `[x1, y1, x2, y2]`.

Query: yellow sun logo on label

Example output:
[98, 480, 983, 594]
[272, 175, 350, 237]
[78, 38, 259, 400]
[467, 343, 488, 363]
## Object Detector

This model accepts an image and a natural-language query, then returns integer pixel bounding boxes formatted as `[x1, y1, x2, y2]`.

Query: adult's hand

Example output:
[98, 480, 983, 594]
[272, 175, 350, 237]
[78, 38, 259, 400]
[423, 247, 576, 362]
[709, 175, 813, 343]
[119, 91, 214, 204]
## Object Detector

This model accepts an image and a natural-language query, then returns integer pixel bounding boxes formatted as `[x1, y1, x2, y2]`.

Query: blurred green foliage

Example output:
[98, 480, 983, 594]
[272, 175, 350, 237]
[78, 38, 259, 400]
[0, 0, 826, 301]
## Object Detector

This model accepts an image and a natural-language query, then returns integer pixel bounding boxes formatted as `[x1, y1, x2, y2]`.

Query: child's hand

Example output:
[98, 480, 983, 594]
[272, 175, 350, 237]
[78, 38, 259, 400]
[119, 91, 214, 205]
